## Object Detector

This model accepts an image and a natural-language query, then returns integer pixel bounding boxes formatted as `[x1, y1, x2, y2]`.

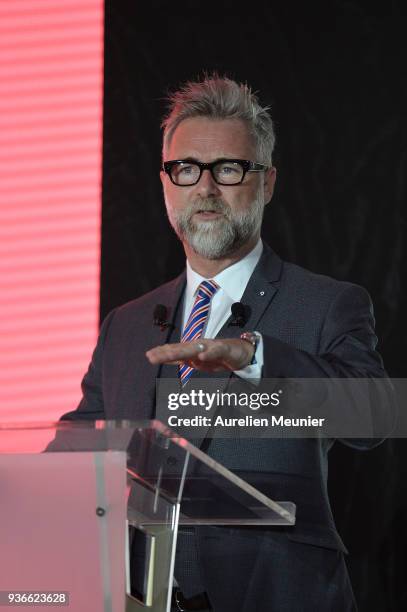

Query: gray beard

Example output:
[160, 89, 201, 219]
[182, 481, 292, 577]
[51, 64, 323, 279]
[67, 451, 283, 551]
[166, 196, 264, 259]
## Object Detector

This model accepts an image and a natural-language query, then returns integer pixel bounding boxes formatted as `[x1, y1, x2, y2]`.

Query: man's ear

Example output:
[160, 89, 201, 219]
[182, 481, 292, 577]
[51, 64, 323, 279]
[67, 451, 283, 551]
[264, 166, 276, 204]
[160, 169, 166, 188]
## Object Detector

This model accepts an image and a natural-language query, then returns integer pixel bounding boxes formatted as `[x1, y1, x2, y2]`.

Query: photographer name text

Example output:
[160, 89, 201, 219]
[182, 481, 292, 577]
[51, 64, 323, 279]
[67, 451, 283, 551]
[167, 415, 325, 428]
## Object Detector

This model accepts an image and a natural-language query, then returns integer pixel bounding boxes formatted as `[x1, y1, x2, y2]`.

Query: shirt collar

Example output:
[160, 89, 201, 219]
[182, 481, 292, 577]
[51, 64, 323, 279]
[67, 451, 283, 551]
[186, 239, 263, 303]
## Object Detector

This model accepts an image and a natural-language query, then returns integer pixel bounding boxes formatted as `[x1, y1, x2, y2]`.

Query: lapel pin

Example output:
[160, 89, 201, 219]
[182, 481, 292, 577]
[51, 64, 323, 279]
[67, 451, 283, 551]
[259, 291, 265, 296]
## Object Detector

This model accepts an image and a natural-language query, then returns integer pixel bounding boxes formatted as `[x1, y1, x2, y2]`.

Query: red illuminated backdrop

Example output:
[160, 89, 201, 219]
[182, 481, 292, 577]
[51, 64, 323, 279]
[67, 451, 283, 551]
[0, 0, 104, 422]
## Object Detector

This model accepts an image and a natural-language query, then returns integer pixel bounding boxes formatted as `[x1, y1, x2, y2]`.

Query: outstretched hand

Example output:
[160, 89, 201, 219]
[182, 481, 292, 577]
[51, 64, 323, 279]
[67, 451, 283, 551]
[146, 338, 255, 372]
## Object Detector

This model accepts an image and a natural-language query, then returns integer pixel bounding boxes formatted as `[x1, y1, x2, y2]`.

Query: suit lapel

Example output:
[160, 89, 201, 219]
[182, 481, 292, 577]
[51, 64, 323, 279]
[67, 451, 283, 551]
[235, 242, 283, 331]
[137, 272, 186, 418]
[148, 273, 185, 349]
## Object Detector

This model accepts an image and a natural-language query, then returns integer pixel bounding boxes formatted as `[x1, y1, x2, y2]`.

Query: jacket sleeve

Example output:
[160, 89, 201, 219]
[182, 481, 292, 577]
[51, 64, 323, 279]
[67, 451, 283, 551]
[261, 284, 396, 448]
[59, 309, 117, 421]
[262, 284, 384, 378]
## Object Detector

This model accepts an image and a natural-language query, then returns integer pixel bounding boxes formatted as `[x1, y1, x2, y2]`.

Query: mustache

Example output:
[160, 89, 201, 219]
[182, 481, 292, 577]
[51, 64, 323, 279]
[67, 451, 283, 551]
[187, 198, 231, 217]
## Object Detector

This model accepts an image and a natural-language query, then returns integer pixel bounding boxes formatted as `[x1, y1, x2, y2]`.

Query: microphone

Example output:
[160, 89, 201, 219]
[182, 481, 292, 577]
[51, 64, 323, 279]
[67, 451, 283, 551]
[153, 304, 172, 330]
[229, 302, 246, 327]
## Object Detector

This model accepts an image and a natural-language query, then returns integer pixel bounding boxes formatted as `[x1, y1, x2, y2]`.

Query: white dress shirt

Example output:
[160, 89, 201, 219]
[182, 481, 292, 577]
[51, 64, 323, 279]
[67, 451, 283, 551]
[182, 239, 264, 379]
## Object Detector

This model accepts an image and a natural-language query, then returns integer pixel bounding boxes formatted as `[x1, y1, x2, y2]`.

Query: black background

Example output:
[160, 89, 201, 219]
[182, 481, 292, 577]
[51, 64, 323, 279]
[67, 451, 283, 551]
[102, 2, 407, 609]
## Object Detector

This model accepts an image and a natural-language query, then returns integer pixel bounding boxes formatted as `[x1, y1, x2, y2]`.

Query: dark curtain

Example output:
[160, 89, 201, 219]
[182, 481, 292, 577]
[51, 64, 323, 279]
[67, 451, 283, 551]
[102, 2, 407, 609]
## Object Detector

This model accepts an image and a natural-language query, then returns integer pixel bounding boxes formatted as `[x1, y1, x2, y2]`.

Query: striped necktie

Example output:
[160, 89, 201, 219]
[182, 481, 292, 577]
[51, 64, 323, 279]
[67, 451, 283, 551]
[179, 279, 219, 385]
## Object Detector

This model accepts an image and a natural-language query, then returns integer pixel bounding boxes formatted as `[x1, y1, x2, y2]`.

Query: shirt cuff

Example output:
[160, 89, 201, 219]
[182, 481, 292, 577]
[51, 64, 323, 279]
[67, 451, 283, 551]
[234, 332, 264, 383]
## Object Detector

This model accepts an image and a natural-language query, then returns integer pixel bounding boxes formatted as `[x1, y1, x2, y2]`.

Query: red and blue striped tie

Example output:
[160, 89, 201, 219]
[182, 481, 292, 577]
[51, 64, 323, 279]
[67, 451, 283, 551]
[179, 279, 219, 385]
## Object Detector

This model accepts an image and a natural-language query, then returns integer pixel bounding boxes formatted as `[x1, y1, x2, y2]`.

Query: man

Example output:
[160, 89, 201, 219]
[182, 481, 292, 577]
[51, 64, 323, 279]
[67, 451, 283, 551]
[62, 75, 388, 611]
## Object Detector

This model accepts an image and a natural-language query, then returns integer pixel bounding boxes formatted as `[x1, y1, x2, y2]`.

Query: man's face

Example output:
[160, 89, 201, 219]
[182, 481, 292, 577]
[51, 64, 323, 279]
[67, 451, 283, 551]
[161, 117, 276, 259]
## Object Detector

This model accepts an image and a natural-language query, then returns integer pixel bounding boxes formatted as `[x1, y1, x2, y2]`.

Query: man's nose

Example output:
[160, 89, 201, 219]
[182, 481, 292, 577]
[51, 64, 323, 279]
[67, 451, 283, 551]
[194, 169, 222, 197]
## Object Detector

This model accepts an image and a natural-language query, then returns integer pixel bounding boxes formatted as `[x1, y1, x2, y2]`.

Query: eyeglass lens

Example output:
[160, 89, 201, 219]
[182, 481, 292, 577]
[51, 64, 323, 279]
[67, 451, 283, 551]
[171, 161, 244, 185]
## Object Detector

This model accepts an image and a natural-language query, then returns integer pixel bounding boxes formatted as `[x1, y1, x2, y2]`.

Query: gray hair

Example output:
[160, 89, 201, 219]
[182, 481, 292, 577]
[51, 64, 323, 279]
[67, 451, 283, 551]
[161, 74, 275, 165]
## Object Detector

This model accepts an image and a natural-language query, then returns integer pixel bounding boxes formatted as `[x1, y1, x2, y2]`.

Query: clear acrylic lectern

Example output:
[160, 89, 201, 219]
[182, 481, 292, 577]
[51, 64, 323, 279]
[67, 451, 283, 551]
[0, 421, 296, 612]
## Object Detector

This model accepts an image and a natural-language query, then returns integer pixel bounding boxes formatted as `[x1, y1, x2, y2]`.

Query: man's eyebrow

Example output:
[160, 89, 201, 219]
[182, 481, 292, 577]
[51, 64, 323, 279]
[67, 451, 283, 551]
[177, 157, 200, 163]
[171, 157, 237, 163]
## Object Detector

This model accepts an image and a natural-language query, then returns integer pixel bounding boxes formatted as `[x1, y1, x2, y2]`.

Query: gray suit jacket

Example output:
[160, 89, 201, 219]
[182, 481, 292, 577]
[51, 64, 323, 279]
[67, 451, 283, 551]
[62, 244, 388, 611]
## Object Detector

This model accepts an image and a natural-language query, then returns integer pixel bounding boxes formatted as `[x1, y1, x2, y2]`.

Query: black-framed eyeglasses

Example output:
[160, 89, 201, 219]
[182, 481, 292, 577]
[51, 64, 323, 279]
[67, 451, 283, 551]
[162, 158, 269, 186]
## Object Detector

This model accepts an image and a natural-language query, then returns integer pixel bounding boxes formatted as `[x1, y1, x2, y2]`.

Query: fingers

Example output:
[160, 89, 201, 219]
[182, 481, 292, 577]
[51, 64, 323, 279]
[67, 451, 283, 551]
[146, 341, 207, 365]
[197, 341, 227, 362]
[145, 339, 238, 371]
